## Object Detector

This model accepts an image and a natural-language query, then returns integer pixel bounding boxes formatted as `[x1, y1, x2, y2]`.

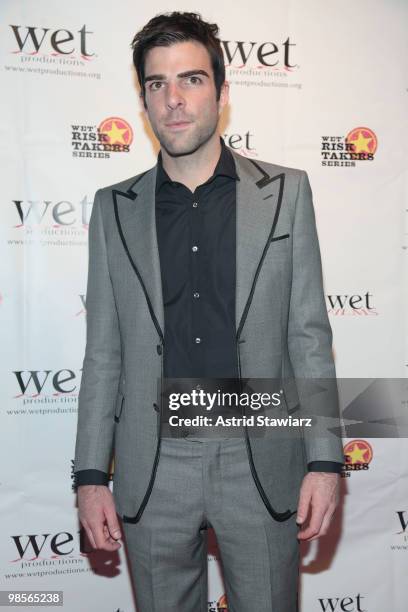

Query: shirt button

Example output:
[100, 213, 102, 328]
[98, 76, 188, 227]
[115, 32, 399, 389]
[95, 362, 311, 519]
[192, 245, 198, 252]
[192, 202, 198, 208]
[195, 337, 201, 344]
[193, 292, 200, 298]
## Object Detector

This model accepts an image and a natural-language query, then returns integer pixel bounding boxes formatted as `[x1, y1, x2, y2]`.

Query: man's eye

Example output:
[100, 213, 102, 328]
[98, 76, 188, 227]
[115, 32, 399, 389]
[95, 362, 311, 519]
[149, 82, 163, 90]
[187, 76, 202, 85]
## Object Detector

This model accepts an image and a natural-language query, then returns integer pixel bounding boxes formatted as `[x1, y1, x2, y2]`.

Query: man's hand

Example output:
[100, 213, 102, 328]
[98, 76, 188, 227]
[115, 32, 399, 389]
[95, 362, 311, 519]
[296, 472, 340, 541]
[77, 485, 122, 551]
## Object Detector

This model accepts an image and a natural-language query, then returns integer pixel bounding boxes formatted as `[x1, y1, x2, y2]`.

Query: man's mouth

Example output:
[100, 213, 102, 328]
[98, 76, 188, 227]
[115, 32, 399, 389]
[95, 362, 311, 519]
[165, 121, 192, 130]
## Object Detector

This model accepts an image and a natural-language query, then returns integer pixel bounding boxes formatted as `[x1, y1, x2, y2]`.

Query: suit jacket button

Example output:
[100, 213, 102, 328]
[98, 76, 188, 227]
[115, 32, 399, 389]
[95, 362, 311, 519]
[153, 403, 159, 413]
[156, 344, 162, 355]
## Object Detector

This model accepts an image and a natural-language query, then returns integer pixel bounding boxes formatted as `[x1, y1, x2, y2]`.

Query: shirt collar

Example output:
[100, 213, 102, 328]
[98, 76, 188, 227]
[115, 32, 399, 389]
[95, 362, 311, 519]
[155, 136, 239, 193]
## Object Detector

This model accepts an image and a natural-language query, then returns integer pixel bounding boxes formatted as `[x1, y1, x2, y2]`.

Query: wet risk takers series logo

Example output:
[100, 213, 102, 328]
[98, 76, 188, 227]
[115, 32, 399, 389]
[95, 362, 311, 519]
[71, 116, 133, 158]
[208, 594, 228, 611]
[342, 439, 373, 477]
[321, 126, 378, 167]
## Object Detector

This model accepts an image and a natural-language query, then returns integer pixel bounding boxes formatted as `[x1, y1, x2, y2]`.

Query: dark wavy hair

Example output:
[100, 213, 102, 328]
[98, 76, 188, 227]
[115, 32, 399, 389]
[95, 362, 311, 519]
[131, 12, 225, 106]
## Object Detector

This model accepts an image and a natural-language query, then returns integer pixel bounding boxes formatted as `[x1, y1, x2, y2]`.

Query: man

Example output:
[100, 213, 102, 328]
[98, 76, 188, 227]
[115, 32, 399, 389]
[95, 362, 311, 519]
[74, 11, 344, 612]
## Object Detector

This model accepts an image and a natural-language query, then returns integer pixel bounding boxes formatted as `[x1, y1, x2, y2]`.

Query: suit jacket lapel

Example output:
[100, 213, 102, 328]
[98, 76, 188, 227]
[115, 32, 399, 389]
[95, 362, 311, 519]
[112, 165, 165, 340]
[232, 151, 285, 337]
[112, 147, 285, 342]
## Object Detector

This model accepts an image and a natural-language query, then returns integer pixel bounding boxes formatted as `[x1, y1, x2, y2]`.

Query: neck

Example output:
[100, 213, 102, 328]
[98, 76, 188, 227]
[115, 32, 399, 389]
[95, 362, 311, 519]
[160, 133, 222, 192]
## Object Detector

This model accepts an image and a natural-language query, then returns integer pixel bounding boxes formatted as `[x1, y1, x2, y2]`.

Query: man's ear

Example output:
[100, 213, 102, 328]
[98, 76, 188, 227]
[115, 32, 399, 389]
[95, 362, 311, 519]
[218, 80, 230, 115]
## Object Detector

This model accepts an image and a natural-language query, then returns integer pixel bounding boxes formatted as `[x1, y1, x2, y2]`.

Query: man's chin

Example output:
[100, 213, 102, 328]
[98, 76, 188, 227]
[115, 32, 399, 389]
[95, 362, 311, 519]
[161, 138, 202, 158]
[158, 128, 216, 158]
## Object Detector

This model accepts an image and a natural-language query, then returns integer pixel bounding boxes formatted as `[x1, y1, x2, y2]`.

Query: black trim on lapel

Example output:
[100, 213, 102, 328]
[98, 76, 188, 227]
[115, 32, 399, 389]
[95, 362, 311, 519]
[249, 158, 282, 190]
[233, 157, 296, 522]
[236, 161, 285, 340]
[112, 170, 165, 344]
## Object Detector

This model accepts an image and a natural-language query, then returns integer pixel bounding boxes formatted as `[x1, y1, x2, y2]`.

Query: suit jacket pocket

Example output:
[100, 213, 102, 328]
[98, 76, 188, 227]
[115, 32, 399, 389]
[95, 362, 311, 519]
[114, 393, 125, 423]
[270, 233, 290, 243]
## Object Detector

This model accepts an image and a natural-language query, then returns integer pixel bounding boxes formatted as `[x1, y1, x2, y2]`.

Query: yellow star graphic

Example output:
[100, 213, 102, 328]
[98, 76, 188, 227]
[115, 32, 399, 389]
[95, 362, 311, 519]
[102, 121, 128, 145]
[349, 131, 373, 154]
[347, 443, 368, 464]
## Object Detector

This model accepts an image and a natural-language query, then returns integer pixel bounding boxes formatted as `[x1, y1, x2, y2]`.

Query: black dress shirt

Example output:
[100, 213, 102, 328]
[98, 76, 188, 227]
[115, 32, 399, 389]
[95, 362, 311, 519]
[156, 136, 239, 379]
[74, 138, 342, 488]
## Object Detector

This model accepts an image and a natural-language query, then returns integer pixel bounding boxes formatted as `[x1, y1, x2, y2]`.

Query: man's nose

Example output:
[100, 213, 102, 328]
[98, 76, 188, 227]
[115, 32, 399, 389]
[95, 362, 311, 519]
[165, 82, 185, 110]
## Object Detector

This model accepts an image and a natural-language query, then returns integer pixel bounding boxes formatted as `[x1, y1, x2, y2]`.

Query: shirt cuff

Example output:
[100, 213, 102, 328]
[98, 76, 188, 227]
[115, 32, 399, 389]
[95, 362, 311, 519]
[74, 469, 109, 488]
[307, 461, 343, 474]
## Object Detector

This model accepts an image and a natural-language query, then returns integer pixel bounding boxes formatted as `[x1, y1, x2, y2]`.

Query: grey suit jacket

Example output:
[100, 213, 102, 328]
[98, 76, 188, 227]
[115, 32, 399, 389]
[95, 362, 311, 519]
[74, 147, 344, 523]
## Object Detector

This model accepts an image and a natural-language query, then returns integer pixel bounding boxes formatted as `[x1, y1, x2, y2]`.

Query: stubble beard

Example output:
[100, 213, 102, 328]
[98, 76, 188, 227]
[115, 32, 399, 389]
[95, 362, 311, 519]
[153, 114, 219, 158]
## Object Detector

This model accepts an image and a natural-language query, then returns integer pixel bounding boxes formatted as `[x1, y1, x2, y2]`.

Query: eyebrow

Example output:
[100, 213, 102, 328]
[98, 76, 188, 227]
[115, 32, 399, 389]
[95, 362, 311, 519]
[144, 69, 210, 83]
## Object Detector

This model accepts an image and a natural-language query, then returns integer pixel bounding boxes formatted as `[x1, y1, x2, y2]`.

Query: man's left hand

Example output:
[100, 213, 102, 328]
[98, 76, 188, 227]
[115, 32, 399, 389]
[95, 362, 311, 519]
[296, 472, 340, 541]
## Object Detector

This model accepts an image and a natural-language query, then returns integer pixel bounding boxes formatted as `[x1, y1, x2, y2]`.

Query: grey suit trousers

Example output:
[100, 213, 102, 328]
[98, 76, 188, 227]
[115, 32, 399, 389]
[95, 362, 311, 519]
[122, 436, 300, 612]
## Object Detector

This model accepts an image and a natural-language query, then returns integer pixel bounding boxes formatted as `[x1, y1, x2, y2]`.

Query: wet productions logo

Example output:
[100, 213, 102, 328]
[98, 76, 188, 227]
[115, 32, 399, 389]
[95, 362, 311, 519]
[221, 37, 302, 91]
[4, 525, 116, 582]
[75, 294, 87, 318]
[327, 291, 378, 317]
[223, 131, 258, 158]
[7, 368, 81, 417]
[71, 116, 133, 159]
[321, 127, 378, 167]
[317, 593, 367, 611]
[9, 194, 92, 247]
[342, 439, 373, 477]
[391, 511, 408, 552]
[5, 23, 100, 80]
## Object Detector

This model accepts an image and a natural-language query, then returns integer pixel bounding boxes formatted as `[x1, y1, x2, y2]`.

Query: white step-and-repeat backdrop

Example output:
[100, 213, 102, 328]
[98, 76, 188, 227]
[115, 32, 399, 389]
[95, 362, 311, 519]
[1, 1, 407, 610]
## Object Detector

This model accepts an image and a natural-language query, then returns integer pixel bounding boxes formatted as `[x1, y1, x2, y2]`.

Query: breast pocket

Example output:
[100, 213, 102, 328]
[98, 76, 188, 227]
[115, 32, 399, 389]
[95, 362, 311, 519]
[114, 393, 125, 423]
[266, 233, 290, 259]
[270, 233, 290, 243]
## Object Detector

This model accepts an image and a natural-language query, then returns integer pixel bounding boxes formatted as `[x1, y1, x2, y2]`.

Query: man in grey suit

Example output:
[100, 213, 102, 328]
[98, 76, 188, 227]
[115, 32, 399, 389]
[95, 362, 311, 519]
[74, 11, 343, 612]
